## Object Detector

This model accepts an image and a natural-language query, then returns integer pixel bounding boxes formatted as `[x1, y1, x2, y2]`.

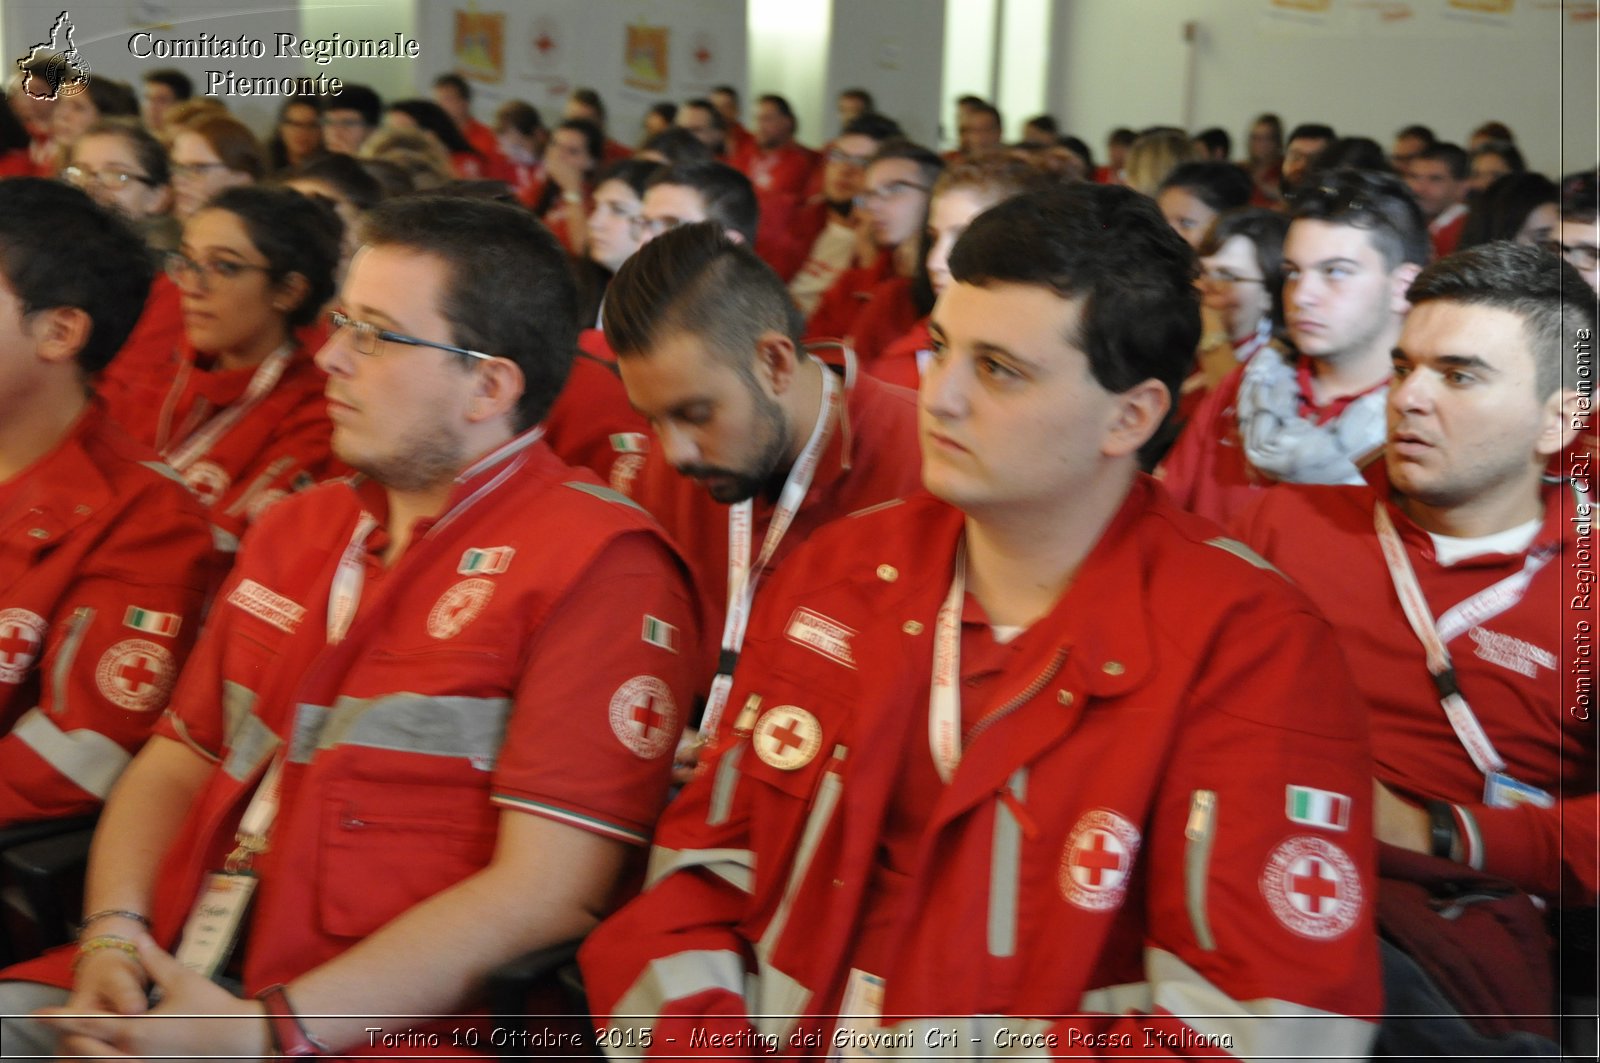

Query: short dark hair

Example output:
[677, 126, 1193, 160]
[143, 68, 192, 100]
[1202, 208, 1292, 328]
[758, 94, 797, 129]
[646, 161, 758, 245]
[596, 157, 667, 199]
[388, 98, 475, 155]
[948, 184, 1201, 466]
[1312, 136, 1394, 176]
[76, 119, 170, 186]
[1287, 123, 1336, 145]
[1416, 142, 1470, 181]
[360, 197, 578, 431]
[570, 87, 607, 125]
[0, 180, 154, 376]
[84, 78, 139, 120]
[494, 99, 543, 137]
[841, 113, 903, 143]
[1108, 127, 1137, 149]
[557, 118, 605, 169]
[680, 98, 726, 132]
[1408, 241, 1594, 399]
[870, 138, 944, 189]
[641, 127, 713, 165]
[1194, 126, 1231, 159]
[1560, 170, 1599, 223]
[840, 87, 875, 110]
[1158, 161, 1253, 213]
[1025, 114, 1060, 137]
[286, 152, 384, 213]
[204, 186, 340, 329]
[966, 101, 1002, 129]
[711, 85, 738, 104]
[604, 221, 803, 368]
[1289, 168, 1431, 269]
[1472, 120, 1515, 143]
[1395, 124, 1436, 147]
[326, 84, 382, 127]
[432, 72, 471, 102]
[648, 101, 678, 126]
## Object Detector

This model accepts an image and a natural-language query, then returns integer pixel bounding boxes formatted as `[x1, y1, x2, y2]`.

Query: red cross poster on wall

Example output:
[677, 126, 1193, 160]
[624, 23, 669, 92]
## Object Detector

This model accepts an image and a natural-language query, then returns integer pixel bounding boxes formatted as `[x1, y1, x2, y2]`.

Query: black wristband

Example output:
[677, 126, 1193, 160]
[1426, 800, 1458, 860]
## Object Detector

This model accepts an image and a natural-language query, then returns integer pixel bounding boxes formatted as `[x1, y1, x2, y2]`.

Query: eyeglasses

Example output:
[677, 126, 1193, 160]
[328, 309, 495, 362]
[170, 161, 231, 181]
[62, 165, 156, 191]
[1542, 239, 1600, 271]
[826, 147, 873, 168]
[165, 251, 272, 289]
[1200, 267, 1266, 286]
[280, 117, 322, 131]
[858, 180, 930, 205]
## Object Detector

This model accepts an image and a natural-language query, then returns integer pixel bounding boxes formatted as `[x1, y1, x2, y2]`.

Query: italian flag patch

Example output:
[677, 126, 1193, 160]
[123, 607, 181, 638]
[458, 546, 515, 575]
[1286, 785, 1351, 831]
[641, 615, 678, 653]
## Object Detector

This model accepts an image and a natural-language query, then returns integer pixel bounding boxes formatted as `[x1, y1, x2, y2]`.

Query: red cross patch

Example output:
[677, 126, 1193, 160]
[95, 639, 176, 712]
[0, 608, 47, 685]
[427, 578, 495, 640]
[1260, 835, 1362, 940]
[608, 676, 678, 759]
[752, 705, 821, 771]
[1058, 808, 1141, 912]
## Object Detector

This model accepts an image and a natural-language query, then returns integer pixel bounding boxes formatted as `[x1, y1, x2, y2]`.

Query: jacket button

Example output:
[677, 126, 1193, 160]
[832, 878, 845, 888]
[1057, 690, 1074, 706]
[901, 620, 923, 635]
[876, 564, 898, 582]
[1102, 660, 1125, 676]
[28, 528, 48, 540]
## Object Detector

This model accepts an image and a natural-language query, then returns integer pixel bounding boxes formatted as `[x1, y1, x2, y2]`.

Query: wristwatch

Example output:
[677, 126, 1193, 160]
[257, 983, 329, 1057]
[1425, 800, 1459, 861]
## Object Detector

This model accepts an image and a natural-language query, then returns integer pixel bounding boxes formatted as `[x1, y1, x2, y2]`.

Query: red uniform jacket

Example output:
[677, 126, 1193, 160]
[873, 316, 930, 391]
[763, 197, 835, 283]
[804, 255, 896, 343]
[1235, 468, 1596, 902]
[580, 481, 1381, 1059]
[4, 434, 701, 1058]
[627, 368, 921, 684]
[100, 330, 341, 552]
[0, 408, 216, 827]
[543, 329, 652, 493]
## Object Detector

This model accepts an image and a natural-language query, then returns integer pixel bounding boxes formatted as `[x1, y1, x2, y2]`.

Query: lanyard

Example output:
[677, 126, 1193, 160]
[701, 361, 841, 740]
[162, 343, 296, 473]
[928, 538, 968, 783]
[1374, 504, 1550, 778]
[225, 753, 285, 872]
[327, 512, 379, 644]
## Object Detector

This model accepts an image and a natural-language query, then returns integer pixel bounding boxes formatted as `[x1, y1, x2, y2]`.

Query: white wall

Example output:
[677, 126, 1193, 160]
[825, 0, 945, 146]
[749, 0, 832, 142]
[1051, 0, 1595, 179]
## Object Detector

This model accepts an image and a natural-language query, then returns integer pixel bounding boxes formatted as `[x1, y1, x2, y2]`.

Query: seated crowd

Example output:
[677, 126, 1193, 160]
[0, 54, 1595, 1061]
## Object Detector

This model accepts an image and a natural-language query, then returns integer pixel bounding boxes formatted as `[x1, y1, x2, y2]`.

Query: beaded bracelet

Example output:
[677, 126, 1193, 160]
[78, 909, 150, 933]
[75, 935, 141, 971]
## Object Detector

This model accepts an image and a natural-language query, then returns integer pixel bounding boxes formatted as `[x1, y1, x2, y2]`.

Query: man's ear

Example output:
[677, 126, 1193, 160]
[29, 306, 93, 367]
[1102, 378, 1171, 459]
[752, 330, 801, 395]
[1537, 388, 1585, 458]
[1389, 262, 1423, 315]
[466, 356, 526, 426]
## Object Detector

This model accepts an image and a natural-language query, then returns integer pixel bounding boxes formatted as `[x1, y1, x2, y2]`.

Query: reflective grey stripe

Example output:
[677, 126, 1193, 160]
[707, 743, 744, 826]
[1079, 979, 1153, 1014]
[562, 480, 646, 513]
[223, 713, 280, 781]
[287, 702, 331, 763]
[139, 460, 188, 486]
[751, 753, 845, 1041]
[1204, 536, 1284, 577]
[988, 767, 1026, 958]
[645, 846, 755, 893]
[50, 608, 93, 716]
[292, 692, 512, 765]
[606, 948, 748, 1053]
[221, 681, 257, 745]
[1184, 789, 1218, 951]
[13, 708, 131, 798]
[212, 525, 240, 554]
[1146, 946, 1377, 1058]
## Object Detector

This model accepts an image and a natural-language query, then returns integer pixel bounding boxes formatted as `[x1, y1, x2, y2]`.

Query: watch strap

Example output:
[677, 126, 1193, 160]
[257, 983, 328, 1057]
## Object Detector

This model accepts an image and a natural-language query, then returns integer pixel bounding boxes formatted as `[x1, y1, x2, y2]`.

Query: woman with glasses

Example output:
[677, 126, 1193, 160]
[62, 119, 177, 255]
[1183, 207, 1289, 405]
[99, 186, 343, 549]
[267, 96, 326, 174]
[168, 115, 263, 220]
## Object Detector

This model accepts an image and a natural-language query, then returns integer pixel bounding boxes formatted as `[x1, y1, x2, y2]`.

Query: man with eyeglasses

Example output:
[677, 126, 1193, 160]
[4, 196, 699, 1059]
[1552, 170, 1600, 294]
[780, 113, 904, 311]
[0, 182, 215, 832]
[806, 140, 942, 366]
[1163, 169, 1429, 525]
[319, 83, 382, 156]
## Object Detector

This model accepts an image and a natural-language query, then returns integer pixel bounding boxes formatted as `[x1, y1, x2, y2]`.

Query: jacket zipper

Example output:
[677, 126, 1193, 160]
[965, 647, 1069, 744]
[1184, 789, 1218, 951]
